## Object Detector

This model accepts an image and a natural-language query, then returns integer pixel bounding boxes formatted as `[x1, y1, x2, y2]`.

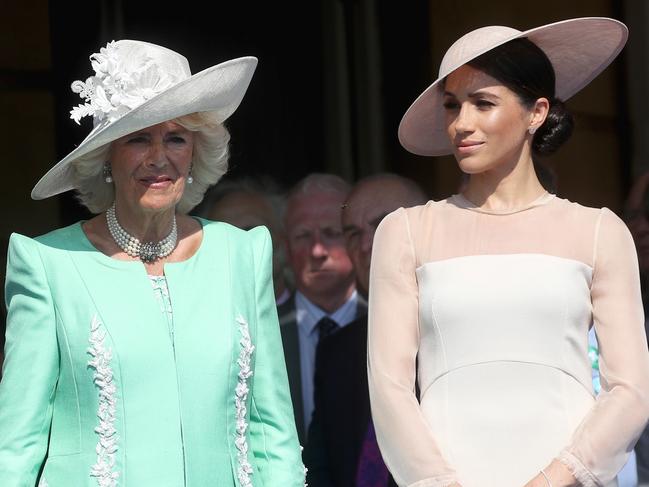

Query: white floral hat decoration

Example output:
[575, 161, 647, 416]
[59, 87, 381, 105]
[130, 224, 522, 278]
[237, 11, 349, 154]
[398, 17, 628, 156]
[31, 40, 257, 199]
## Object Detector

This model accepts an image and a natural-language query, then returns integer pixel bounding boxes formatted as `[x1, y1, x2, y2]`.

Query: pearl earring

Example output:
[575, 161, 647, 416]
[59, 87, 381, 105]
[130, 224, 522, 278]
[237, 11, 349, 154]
[103, 162, 113, 183]
[187, 164, 194, 184]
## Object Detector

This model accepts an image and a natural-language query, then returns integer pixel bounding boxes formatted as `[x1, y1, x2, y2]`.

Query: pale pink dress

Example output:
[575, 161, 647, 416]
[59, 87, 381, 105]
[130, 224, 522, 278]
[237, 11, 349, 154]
[368, 193, 649, 487]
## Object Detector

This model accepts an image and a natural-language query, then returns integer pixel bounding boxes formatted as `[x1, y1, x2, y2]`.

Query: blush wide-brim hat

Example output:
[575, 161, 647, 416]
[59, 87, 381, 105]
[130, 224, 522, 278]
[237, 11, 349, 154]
[398, 17, 628, 156]
[31, 40, 257, 199]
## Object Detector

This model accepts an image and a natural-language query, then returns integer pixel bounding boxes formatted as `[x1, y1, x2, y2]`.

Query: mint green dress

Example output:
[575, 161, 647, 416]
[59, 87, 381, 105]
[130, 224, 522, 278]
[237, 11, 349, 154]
[0, 219, 304, 487]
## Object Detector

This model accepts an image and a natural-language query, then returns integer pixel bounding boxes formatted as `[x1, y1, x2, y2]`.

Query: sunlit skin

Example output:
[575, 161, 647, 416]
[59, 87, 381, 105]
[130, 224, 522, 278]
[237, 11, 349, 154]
[443, 65, 549, 212]
[444, 65, 577, 487]
[110, 121, 194, 217]
[82, 121, 202, 276]
[342, 178, 426, 298]
[284, 191, 355, 313]
[208, 190, 287, 298]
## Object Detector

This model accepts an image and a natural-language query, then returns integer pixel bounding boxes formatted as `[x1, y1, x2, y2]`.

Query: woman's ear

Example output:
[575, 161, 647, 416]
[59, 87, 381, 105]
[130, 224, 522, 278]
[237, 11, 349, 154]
[528, 97, 550, 134]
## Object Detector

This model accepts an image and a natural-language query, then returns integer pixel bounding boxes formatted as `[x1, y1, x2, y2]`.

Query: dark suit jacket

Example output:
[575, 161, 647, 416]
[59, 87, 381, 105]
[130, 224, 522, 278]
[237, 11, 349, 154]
[278, 296, 306, 443]
[278, 294, 367, 446]
[303, 315, 396, 487]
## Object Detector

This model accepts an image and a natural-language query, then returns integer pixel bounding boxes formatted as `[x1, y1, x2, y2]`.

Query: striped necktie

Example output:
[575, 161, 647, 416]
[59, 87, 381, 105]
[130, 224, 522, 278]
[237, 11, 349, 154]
[316, 316, 339, 342]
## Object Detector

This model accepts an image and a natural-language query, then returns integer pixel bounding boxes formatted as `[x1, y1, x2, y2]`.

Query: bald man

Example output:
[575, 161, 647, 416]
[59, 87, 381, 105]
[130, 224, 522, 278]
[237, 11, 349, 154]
[304, 173, 428, 487]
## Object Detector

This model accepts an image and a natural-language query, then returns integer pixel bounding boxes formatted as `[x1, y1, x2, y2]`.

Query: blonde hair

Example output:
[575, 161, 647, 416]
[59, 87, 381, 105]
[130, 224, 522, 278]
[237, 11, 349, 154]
[72, 111, 230, 214]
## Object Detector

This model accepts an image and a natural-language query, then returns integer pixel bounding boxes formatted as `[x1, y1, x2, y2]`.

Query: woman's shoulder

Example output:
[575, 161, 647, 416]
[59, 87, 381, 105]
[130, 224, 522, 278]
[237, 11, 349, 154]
[199, 217, 269, 238]
[10, 221, 86, 253]
[377, 199, 453, 231]
[197, 217, 271, 252]
[549, 196, 625, 230]
[546, 197, 634, 261]
[6, 222, 87, 275]
[549, 195, 605, 216]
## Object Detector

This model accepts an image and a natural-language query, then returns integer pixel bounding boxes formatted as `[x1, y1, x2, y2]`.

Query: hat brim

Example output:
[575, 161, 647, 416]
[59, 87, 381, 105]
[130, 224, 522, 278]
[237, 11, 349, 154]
[31, 56, 258, 199]
[398, 17, 628, 156]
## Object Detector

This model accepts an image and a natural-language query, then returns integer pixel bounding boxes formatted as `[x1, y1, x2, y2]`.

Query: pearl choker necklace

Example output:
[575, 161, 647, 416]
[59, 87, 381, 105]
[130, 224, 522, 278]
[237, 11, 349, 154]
[106, 204, 178, 263]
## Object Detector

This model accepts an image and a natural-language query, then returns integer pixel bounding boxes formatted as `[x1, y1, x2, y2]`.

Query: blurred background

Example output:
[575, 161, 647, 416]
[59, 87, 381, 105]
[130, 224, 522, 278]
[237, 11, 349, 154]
[1, 0, 647, 317]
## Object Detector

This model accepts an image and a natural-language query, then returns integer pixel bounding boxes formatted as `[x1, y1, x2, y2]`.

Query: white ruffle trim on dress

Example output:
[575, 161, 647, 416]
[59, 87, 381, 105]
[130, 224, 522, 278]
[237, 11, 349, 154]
[87, 315, 119, 486]
[558, 450, 599, 487]
[301, 445, 308, 487]
[235, 315, 255, 487]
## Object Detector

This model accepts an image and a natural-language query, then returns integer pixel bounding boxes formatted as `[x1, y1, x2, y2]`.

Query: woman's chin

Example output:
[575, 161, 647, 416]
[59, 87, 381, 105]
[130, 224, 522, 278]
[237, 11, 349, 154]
[458, 160, 488, 175]
[130, 194, 181, 214]
[457, 155, 502, 176]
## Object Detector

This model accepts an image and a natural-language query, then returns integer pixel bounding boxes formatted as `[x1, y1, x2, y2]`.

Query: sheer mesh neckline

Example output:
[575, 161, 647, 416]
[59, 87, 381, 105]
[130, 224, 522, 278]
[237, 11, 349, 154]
[449, 191, 555, 215]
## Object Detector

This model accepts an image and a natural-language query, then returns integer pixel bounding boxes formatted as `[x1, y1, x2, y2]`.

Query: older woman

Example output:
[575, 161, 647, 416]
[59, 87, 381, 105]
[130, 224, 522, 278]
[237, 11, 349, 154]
[0, 40, 304, 486]
[368, 18, 649, 487]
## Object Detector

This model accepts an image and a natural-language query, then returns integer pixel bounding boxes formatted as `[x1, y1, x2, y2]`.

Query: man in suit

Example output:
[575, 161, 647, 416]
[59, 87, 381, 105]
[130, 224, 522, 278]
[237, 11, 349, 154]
[278, 173, 362, 444]
[304, 173, 427, 487]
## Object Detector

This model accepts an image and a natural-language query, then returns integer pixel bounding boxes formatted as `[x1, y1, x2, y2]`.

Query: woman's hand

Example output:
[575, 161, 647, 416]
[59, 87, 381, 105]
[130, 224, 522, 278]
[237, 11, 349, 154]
[523, 459, 579, 487]
[523, 473, 553, 487]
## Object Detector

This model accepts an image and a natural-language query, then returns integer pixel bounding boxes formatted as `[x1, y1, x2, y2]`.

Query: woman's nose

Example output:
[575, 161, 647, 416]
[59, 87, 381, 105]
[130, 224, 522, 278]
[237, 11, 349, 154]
[146, 141, 168, 168]
[453, 103, 474, 134]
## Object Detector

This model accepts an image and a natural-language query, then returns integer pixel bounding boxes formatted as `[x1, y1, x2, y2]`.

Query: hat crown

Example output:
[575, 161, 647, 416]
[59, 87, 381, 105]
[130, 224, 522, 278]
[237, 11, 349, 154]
[70, 40, 192, 127]
[439, 26, 521, 79]
[111, 40, 192, 81]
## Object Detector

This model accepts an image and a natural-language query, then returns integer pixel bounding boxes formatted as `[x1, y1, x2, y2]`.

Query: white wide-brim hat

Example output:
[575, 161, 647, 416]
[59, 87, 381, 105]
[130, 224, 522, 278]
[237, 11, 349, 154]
[32, 40, 258, 199]
[398, 17, 628, 156]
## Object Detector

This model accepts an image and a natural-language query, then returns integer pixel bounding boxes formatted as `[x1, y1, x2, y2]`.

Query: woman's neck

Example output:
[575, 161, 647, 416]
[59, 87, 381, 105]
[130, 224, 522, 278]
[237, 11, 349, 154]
[462, 156, 547, 212]
[113, 200, 176, 242]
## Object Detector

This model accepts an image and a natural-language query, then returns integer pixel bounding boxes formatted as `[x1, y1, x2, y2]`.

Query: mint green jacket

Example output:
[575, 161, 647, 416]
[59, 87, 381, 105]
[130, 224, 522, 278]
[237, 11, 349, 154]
[0, 219, 305, 487]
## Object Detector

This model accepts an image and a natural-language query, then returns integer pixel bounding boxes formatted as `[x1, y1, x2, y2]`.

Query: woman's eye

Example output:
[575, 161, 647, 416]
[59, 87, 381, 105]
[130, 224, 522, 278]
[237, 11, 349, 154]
[476, 99, 495, 109]
[443, 101, 460, 110]
[168, 136, 187, 144]
[127, 136, 148, 144]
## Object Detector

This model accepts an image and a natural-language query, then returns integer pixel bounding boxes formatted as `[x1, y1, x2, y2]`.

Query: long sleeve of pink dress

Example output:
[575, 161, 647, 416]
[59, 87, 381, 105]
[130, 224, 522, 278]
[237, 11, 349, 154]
[367, 193, 649, 487]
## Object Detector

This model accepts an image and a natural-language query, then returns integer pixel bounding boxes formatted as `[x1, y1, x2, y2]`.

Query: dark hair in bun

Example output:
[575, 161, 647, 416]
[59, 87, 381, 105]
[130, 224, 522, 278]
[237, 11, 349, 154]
[532, 99, 574, 156]
[468, 37, 574, 157]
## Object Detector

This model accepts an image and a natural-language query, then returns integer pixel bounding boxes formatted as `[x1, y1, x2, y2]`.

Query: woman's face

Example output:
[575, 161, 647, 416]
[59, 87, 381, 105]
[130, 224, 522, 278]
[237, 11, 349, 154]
[109, 121, 194, 214]
[443, 64, 535, 175]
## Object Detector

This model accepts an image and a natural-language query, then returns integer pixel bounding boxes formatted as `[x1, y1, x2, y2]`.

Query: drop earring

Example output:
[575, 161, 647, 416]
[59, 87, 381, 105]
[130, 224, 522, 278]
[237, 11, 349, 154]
[103, 162, 113, 183]
[528, 126, 537, 135]
[187, 163, 194, 184]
